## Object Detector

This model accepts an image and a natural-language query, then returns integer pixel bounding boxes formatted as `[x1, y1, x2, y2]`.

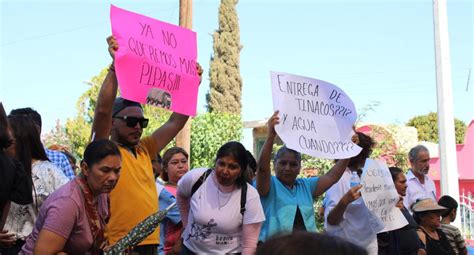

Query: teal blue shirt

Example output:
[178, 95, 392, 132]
[255, 175, 319, 241]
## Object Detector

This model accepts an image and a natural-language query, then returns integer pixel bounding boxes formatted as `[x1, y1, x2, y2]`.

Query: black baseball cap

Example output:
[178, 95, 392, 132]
[112, 97, 143, 116]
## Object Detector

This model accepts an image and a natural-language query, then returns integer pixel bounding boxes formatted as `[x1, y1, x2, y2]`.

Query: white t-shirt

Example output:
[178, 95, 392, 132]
[324, 168, 380, 255]
[178, 168, 265, 254]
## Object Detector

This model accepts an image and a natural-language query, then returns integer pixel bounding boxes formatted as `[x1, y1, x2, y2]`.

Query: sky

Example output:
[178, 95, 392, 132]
[1, 0, 473, 151]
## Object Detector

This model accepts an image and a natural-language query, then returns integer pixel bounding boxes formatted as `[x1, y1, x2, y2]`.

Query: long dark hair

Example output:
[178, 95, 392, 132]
[0, 102, 13, 178]
[0, 103, 13, 150]
[0, 103, 33, 213]
[9, 107, 42, 130]
[7, 114, 48, 177]
[215, 141, 248, 187]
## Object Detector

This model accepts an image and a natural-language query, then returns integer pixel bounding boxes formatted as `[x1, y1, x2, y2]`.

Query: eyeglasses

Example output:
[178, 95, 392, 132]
[113, 116, 149, 128]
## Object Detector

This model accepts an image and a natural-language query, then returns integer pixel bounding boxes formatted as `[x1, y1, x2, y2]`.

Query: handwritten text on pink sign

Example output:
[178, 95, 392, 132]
[110, 5, 199, 116]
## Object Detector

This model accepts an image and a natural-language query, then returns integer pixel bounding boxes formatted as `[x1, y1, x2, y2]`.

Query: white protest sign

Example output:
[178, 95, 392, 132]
[361, 159, 408, 233]
[270, 71, 362, 159]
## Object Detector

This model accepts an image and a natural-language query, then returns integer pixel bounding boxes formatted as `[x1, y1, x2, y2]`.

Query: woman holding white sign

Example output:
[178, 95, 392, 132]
[255, 111, 354, 242]
[377, 167, 426, 255]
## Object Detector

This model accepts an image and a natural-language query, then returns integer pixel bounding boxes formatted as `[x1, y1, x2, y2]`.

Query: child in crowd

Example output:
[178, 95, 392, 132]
[438, 195, 468, 255]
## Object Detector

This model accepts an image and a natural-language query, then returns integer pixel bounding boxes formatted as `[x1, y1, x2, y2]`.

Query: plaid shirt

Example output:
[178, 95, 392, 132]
[45, 148, 75, 180]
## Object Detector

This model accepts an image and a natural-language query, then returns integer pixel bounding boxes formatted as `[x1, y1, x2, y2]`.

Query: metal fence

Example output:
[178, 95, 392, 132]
[460, 191, 473, 240]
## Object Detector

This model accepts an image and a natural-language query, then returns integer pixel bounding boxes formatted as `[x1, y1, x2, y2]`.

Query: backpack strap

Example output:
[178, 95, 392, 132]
[240, 183, 247, 216]
[191, 168, 213, 197]
[190, 168, 247, 216]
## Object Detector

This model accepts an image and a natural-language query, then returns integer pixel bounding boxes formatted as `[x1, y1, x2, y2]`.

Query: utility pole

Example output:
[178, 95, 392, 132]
[433, 0, 460, 227]
[175, 0, 193, 154]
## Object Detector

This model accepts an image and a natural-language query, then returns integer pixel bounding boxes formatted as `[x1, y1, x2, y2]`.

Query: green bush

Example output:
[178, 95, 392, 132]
[190, 112, 243, 169]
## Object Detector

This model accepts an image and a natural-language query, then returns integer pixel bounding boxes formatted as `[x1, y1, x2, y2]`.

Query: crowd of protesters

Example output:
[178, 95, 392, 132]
[0, 35, 468, 255]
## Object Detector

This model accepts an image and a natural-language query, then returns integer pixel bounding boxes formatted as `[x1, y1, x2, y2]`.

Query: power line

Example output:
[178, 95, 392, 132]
[1, 21, 107, 47]
[1, 5, 177, 47]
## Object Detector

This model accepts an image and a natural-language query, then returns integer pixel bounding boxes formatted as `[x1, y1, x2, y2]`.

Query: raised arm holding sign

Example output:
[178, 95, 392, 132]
[376, 167, 426, 255]
[254, 111, 354, 242]
[270, 71, 361, 159]
[90, 5, 203, 251]
[360, 159, 408, 233]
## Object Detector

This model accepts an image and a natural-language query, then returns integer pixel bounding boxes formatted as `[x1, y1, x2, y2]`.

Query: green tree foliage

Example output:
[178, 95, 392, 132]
[43, 120, 71, 149]
[407, 112, 466, 144]
[206, 0, 242, 114]
[64, 68, 106, 157]
[369, 126, 409, 170]
[300, 155, 333, 232]
[356, 101, 408, 168]
[190, 112, 242, 169]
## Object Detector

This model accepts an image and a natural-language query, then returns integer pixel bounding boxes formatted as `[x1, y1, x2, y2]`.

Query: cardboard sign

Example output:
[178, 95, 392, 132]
[271, 71, 362, 159]
[361, 159, 409, 233]
[110, 5, 200, 116]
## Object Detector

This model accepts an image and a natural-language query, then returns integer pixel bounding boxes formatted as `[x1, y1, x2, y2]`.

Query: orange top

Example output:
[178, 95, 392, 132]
[106, 136, 159, 245]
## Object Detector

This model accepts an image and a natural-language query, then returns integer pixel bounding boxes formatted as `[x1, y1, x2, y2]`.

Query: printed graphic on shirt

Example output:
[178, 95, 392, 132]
[186, 219, 217, 241]
[216, 235, 234, 246]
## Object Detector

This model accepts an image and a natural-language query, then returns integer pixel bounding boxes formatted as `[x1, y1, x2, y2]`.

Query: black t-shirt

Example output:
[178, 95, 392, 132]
[293, 207, 307, 232]
[423, 228, 455, 255]
[0, 154, 32, 219]
[397, 207, 423, 254]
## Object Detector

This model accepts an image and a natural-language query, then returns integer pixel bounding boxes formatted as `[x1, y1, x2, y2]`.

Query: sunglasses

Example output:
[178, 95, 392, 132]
[113, 116, 149, 128]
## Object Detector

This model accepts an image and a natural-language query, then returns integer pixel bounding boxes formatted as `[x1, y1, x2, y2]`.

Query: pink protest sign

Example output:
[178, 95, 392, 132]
[110, 5, 199, 116]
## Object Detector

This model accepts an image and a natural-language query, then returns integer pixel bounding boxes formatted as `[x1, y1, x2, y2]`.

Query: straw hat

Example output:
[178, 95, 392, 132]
[411, 198, 447, 214]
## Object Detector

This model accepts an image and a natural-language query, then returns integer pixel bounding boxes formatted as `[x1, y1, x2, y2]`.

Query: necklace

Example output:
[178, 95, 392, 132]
[211, 171, 235, 210]
[217, 186, 234, 210]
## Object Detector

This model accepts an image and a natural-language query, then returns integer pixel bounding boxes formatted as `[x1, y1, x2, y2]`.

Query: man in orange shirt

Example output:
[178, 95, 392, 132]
[91, 36, 201, 254]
